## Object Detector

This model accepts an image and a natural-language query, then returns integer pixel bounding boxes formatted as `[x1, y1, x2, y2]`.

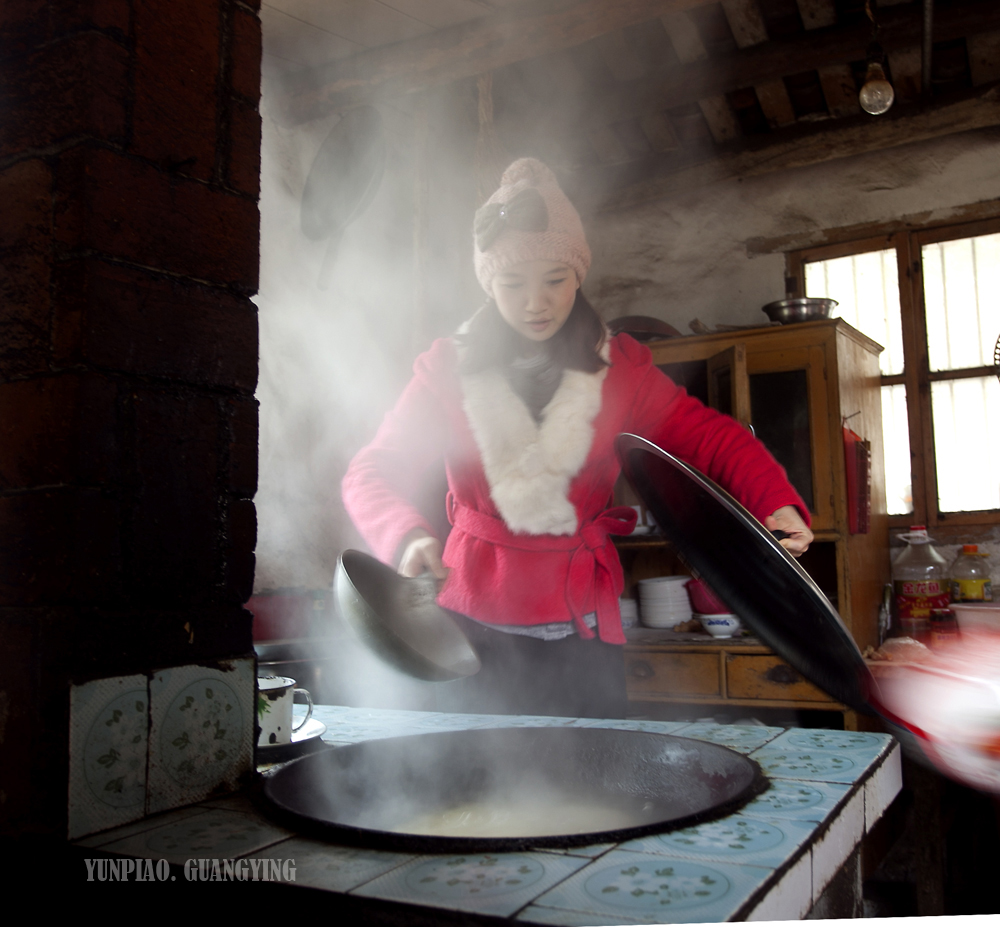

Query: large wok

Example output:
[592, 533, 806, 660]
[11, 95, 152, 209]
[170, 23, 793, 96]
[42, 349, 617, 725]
[262, 726, 766, 852]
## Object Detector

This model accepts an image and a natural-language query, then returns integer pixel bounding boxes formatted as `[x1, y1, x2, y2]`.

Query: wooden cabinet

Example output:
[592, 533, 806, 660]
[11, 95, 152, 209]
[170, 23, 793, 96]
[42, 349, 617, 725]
[619, 319, 890, 724]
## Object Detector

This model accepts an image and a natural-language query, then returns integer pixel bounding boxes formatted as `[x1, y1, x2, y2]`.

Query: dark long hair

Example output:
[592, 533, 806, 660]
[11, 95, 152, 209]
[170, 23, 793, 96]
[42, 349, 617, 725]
[456, 290, 608, 375]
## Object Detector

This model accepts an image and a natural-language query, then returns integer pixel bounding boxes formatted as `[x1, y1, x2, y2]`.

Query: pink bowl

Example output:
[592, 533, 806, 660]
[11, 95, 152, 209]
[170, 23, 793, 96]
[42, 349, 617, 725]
[685, 578, 729, 615]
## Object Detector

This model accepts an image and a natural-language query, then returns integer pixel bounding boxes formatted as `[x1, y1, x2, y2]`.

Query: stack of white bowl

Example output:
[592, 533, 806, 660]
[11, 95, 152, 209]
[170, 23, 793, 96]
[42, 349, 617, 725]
[618, 598, 639, 629]
[637, 576, 693, 628]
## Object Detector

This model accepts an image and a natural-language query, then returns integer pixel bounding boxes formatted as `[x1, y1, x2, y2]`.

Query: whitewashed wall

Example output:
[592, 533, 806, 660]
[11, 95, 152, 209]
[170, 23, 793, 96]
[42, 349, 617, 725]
[586, 128, 1000, 333]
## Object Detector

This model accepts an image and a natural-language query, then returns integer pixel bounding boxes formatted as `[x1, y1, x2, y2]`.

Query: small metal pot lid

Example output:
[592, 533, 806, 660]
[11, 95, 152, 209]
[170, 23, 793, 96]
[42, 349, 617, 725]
[616, 434, 875, 714]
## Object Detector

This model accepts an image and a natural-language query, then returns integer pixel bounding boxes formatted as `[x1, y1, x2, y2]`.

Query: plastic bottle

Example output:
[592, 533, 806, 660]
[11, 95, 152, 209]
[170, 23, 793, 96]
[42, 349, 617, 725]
[929, 607, 960, 649]
[950, 545, 993, 602]
[892, 526, 949, 641]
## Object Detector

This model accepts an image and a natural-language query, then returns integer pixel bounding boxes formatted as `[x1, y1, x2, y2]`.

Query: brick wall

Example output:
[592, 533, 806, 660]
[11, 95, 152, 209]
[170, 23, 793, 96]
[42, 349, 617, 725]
[0, 0, 261, 836]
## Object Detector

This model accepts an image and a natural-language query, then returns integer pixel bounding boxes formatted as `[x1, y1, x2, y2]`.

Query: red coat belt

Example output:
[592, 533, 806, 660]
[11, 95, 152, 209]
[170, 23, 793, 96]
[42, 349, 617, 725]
[447, 495, 638, 644]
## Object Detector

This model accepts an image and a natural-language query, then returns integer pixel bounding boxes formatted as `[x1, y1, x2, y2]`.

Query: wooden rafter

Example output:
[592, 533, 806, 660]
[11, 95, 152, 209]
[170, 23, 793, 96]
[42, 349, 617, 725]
[582, 0, 1000, 132]
[274, 0, 720, 125]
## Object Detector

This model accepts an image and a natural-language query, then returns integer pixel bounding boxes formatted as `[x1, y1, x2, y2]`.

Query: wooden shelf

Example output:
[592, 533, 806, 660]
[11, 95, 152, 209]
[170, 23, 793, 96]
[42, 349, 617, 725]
[613, 534, 672, 549]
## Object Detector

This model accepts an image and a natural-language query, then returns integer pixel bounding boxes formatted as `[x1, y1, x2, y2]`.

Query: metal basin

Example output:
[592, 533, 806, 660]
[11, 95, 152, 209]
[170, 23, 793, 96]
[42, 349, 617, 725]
[262, 727, 766, 852]
[761, 297, 837, 324]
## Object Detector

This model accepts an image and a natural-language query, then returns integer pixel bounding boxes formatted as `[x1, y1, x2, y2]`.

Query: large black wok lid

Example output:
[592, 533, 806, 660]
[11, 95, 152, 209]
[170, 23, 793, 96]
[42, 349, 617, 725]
[262, 727, 766, 852]
[616, 434, 876, 714]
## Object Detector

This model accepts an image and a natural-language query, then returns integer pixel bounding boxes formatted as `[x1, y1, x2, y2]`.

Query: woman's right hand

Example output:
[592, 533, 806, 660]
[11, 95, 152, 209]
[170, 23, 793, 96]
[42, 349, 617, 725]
[397, 529, 449, 581]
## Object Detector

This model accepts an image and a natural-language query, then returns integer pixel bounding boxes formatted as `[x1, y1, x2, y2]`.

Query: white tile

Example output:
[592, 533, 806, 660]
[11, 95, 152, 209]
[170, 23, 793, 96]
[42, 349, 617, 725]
[352, 851, 589, 918]
[147, 658, 254, 814]
[619, 815, 817, 869]
[68, 674, 149, 840]
[100, 807, 291, 866]
[745, 847, 812, 921]
[196, 792, 259, 814]
[248, 838, 415, 892]
[740, 779, 851, 822]
[672, 723, 784, 754]
[865, 742, 903, 832]
[571, 718, 694, 735]
[810, 786, 864, 902]
[72, 805, 206, 848]
[533, 850, 774, 924]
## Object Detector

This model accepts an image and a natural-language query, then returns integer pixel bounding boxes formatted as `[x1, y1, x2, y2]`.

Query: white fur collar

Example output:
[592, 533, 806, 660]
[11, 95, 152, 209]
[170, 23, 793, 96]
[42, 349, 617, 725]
[460, 343, 609, 536]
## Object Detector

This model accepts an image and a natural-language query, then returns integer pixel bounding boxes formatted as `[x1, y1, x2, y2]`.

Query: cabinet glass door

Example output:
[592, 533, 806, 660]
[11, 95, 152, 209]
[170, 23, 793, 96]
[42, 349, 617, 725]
[746, 346, 834, 530]
[707, 344, 751, 426]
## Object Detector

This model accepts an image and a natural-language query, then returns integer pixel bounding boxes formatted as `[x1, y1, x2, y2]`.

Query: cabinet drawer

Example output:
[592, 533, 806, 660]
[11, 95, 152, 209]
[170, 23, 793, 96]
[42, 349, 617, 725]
[726, 655, 831, 702]
[625, 652, 720, 698]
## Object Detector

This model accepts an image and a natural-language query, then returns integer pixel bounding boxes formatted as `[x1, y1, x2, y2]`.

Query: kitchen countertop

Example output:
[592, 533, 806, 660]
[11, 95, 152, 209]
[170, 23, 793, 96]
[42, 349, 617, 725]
[75, 706, 901, 922]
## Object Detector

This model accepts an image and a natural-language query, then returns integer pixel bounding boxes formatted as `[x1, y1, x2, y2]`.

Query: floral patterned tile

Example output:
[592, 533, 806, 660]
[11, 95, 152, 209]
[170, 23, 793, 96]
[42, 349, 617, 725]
[68, 674, 150, 839]
[570, 718, 694, 735]
[748, 747, 864, 783]
[469, 715, 580, 729]
[147, 660, 254, 814]
[308, 706, 489, 744]
[763, 728, 892, 765]
[351, 851, 589, 917]
[99, 807, 292, 865]
[619, 814, 816, 868]
[671, 723, 784, 754]
[531, 849, 774, 924]
[739, 777, 852, 822]
[246, 838, 415, 892]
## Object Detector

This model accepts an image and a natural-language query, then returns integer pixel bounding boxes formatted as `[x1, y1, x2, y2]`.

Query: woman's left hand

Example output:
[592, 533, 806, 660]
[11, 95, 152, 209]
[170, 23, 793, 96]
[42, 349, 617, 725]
[765, 506, 813, 556]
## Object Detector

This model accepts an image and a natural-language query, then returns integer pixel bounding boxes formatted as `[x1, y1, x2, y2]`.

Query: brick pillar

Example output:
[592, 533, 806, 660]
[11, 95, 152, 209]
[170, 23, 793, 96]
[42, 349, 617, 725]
[0, 0, 261, 836]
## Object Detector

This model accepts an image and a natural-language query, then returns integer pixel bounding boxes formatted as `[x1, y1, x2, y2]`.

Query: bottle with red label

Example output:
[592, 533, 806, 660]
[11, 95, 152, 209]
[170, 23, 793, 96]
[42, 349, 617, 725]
[892, 526, 949, 642]
[929, 607, 960, 649]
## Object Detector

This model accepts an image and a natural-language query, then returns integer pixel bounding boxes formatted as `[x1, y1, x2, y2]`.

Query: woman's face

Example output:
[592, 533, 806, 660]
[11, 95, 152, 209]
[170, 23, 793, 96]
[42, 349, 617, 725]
[491, 261, 579, 342]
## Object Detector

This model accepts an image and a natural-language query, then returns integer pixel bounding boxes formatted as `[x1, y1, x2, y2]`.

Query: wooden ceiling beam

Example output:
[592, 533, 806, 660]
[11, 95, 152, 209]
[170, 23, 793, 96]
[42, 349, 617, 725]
[585, 82, 1000, 212]
[274, 0, 720, 125]
[584, 0, 1000, 131]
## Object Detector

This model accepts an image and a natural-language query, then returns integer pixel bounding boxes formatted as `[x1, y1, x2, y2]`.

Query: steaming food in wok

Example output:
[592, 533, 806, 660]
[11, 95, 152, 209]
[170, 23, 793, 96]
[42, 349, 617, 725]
[263, 727, 766, 851]
[392, 796, 650, 838]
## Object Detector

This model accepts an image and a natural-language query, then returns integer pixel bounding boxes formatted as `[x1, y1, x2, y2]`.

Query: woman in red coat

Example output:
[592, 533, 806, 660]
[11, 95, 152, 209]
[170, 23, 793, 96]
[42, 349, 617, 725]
[343, 158, 811, 718]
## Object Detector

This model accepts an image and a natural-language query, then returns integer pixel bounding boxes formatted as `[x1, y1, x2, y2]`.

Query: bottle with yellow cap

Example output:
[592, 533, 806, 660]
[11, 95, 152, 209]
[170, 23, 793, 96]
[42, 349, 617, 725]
[950, 545, 993, 602]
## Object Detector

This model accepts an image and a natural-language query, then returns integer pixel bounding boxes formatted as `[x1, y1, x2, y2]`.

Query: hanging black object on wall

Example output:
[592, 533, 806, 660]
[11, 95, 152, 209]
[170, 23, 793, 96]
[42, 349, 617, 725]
[301, 105, 386, 287]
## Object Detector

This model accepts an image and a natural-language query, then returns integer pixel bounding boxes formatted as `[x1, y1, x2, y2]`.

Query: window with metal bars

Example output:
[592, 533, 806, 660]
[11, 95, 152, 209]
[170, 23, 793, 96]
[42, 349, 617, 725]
[787, 218, 1000, 531]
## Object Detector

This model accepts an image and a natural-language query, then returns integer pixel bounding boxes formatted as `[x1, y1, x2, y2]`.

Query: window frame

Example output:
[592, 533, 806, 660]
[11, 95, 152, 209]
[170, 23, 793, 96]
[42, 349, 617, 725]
[785, 215, 1000, 534]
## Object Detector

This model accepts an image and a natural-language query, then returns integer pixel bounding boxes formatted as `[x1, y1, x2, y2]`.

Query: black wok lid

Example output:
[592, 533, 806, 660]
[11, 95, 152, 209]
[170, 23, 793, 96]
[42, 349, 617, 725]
[616, 434, 876, 714]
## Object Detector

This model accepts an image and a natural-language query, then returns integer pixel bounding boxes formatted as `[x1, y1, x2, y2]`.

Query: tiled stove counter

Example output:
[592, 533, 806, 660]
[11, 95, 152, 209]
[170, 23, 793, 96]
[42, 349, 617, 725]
[76, 707, 902, 922]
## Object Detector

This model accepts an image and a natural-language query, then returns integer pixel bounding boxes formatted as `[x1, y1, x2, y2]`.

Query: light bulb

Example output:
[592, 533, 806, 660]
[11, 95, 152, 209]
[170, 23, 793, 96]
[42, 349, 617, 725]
[859, 62, 894, 115]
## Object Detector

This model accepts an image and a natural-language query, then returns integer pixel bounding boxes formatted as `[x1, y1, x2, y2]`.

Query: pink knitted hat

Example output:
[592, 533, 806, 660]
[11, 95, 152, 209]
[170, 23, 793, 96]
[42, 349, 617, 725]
[473, 158, 591, 295]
